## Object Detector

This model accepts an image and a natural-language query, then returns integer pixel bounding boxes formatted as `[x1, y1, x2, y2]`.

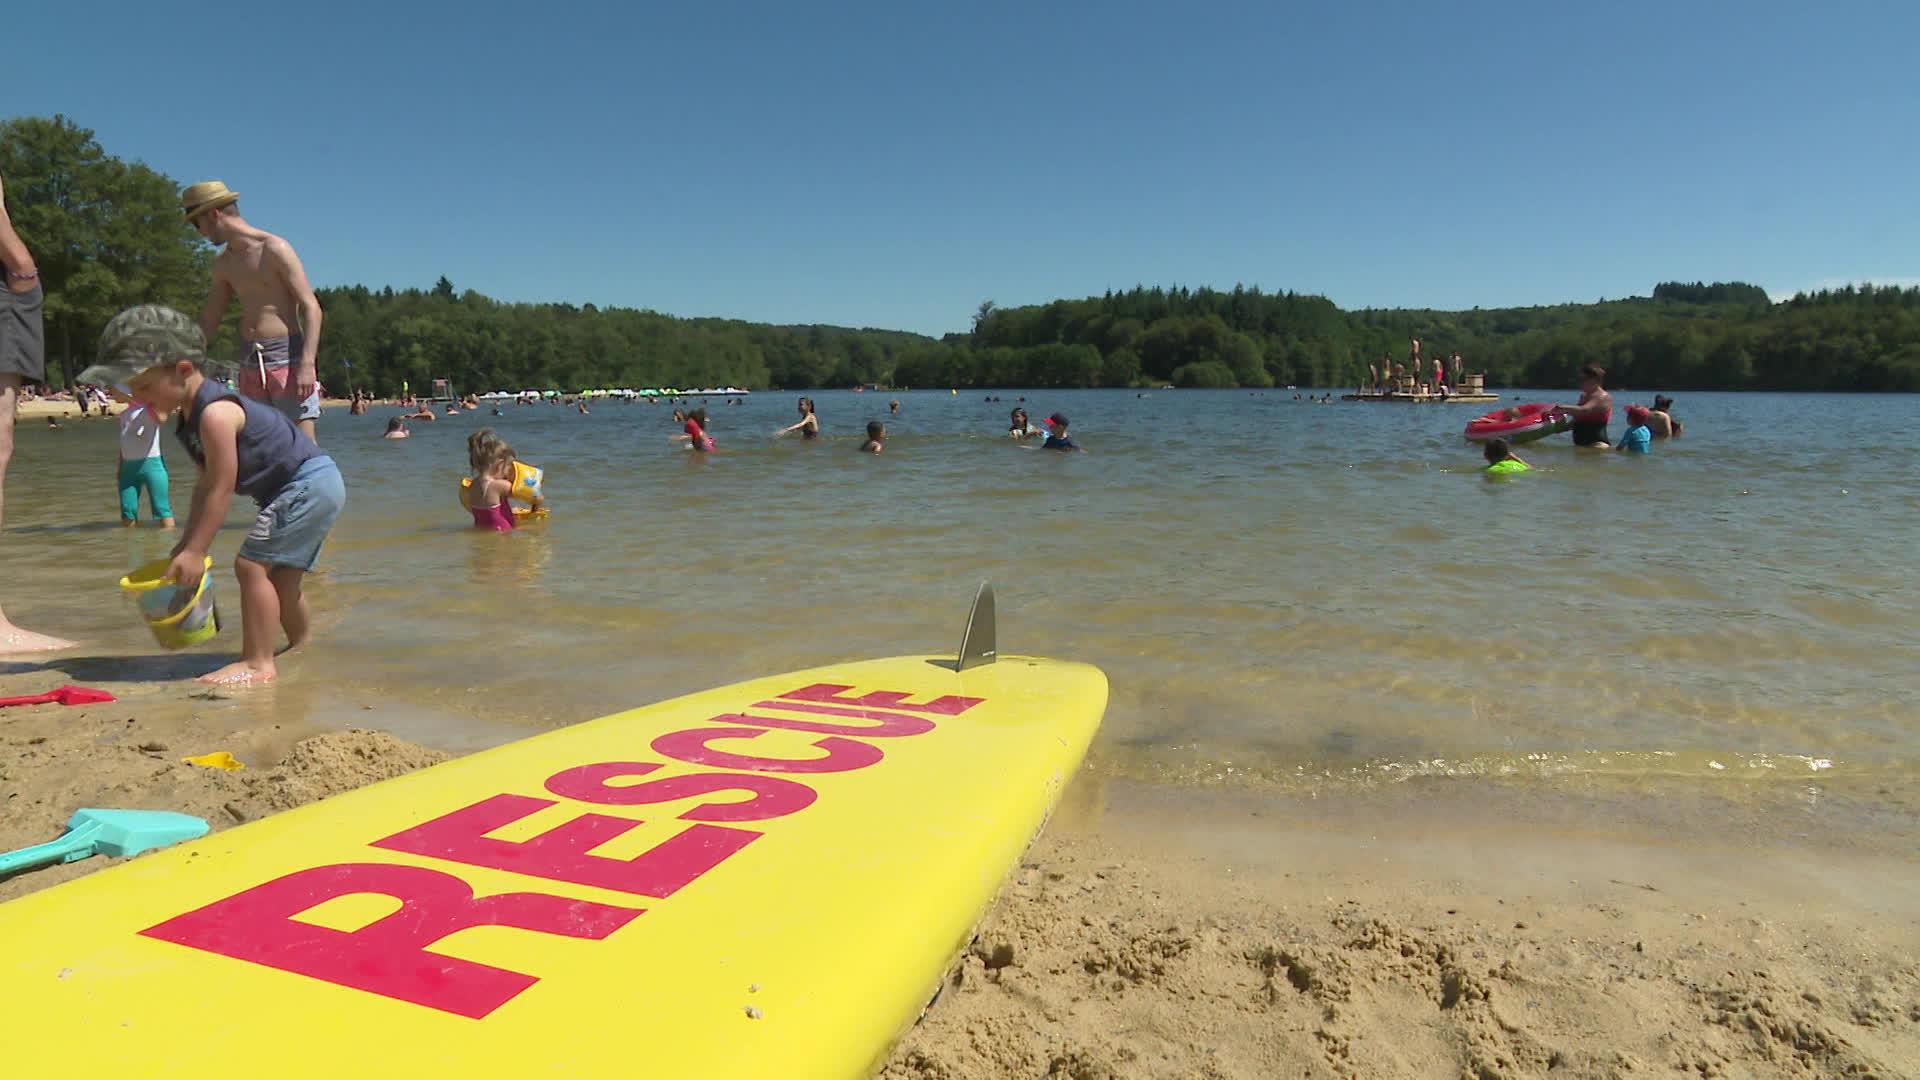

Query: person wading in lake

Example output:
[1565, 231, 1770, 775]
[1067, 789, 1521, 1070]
[1556, 363, 1614, 448]
[0, 174, 76, 653]
[185, 181, 325, 443]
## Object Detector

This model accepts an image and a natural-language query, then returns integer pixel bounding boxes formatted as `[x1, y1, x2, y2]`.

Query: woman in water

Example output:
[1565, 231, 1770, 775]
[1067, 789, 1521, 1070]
[776, 397, 820, 439]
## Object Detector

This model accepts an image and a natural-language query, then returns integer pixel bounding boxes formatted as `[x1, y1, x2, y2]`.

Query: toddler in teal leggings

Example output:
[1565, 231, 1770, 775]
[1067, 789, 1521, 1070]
[117, 402, 175, 528]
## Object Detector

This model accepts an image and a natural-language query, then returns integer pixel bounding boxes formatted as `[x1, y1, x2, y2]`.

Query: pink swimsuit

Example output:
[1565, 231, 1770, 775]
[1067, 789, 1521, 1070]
[470, 500, 515, 532]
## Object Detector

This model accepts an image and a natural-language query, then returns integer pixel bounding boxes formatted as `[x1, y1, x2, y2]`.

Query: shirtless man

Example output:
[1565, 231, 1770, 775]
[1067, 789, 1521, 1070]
[1556, 363, 1614, 448]
[0, 174, 76, 652]
[1647, 394, 1683, 438]
[184, 181, 324, 442]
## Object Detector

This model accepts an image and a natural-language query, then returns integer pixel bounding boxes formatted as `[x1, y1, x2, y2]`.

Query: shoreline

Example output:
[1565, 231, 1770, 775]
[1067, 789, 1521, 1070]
[0, 676, 1911, 1077]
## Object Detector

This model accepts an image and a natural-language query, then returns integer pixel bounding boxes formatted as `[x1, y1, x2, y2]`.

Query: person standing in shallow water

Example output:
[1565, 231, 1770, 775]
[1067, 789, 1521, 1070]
[1556, 364, 1613, 448]
[777, 397, 820, 439]
[0, 173, 76, 653]
[186, 181, 326, 444]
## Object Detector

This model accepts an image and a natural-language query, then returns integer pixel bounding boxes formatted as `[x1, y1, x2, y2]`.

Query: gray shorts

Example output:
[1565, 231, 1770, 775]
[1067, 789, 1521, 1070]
[0, 283, 46, 381]
[238, 456, 345, 571]
[238, 334, 322, 423]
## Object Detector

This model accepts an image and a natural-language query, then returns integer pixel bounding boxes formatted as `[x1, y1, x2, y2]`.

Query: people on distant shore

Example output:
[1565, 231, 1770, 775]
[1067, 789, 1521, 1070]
[185, 180, 325, 444]
[1554, 364, 1613, 448]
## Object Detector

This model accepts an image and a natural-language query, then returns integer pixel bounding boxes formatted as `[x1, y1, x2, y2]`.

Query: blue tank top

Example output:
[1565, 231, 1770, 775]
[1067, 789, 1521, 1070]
[174, 378, 320, 505]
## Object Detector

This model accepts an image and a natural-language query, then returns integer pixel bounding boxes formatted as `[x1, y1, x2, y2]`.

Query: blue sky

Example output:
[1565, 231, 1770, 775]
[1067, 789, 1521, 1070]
[10, 1, 1917, 335]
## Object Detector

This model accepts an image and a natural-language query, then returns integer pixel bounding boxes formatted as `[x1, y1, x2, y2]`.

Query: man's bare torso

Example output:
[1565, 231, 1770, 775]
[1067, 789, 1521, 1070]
[214, 231, 300, 341]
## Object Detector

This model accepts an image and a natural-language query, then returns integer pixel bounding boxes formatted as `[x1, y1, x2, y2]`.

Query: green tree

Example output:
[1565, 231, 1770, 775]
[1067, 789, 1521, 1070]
[0, 115, 210, 383]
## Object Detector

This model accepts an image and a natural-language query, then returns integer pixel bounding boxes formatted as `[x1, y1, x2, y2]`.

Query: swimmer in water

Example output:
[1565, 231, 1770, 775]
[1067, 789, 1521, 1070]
[672, 407, 716, 452]
[1029, 413, 1084, 452]
[1616, 405, 1653, 454]
[1008, 407, 1042, 440]
[888, 399, 900, 415]
[383, 416, 409, 439]
[861, 420, 885, 453]
[467, 435, 516, 532]
[776, 397, 820, 439]
[1483, 437, 1529, 473]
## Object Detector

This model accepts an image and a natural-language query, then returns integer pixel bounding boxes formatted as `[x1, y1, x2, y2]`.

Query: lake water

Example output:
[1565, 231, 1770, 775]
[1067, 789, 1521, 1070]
[6, 389, 1917, 846]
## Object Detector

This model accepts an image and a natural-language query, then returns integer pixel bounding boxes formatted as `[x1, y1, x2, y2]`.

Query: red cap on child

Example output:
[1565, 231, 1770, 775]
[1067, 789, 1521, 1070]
[1626, 405, 1650, 424]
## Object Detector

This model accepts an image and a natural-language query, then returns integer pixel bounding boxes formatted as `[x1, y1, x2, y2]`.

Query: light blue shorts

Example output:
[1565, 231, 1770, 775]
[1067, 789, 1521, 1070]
[237, 456, 345, 571]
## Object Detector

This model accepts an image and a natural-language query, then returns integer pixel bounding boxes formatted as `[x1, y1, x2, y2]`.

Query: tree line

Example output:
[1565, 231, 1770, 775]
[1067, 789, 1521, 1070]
[7, 114, 1918, 395]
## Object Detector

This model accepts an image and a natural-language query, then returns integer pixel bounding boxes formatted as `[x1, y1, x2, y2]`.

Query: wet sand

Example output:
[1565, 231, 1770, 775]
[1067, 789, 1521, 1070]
[1, 676, 1912, 1078]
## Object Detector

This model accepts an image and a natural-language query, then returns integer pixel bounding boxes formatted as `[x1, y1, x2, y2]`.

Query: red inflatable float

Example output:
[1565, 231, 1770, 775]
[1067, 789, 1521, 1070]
[1464, 402, 1570, 444]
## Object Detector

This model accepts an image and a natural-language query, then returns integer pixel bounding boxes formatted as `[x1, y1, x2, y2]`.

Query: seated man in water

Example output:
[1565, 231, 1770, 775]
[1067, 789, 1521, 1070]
[1647, 394, 1682, 437]
[1555, 364, 1612, 448]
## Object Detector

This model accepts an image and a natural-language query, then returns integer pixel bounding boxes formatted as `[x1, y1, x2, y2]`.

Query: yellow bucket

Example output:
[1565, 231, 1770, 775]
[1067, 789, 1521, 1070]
[118, 557, 221, 650]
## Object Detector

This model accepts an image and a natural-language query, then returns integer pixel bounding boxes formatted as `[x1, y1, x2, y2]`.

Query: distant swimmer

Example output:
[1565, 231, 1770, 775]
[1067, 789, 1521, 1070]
[1616, 406, 1652, 454]
[1554, 364, 1613, 448]
[406, 403, 437, 421]
[777, 397, 820, 439]
[673, 407, 716, 452]
[889, 399, 900, 415]
[1482, 437, 1529, 474]
[861, 420, 886, 454]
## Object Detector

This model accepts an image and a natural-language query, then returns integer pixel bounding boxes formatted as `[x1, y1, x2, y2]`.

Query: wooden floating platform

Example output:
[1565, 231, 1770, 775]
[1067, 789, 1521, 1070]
[1339, 392, 1501, 404]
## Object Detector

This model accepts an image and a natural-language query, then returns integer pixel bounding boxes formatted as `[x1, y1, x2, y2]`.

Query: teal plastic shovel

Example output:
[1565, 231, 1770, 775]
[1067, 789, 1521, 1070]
[0, 809, 210, 878]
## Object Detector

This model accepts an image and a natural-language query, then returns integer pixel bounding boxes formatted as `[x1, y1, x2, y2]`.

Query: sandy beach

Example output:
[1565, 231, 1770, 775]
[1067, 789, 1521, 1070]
[11, 396, 361, 421]
[2, 669, 1912, 1079]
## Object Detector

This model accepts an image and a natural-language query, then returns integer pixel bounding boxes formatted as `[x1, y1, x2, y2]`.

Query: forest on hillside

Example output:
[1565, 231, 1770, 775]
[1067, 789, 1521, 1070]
[7, 115, 1918, 395]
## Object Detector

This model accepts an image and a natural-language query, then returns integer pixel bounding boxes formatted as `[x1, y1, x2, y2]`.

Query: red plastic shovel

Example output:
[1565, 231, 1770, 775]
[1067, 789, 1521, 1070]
[0, 685, 117, 709]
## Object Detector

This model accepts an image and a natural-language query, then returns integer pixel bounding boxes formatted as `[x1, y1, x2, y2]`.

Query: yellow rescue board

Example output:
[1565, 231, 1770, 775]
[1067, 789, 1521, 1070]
[0, 654, 1106, 1079]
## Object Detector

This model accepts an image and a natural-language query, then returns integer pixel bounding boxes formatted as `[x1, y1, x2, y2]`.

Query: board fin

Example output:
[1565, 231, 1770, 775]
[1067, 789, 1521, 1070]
[957, 582, 997, 670]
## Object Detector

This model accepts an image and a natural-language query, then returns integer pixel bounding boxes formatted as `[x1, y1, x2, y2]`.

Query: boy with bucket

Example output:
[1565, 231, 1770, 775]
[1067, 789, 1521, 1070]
[81, 306, 346, 684]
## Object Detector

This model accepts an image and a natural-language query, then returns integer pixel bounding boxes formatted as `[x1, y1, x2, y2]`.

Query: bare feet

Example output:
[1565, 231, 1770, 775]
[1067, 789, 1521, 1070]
[0, 621, 76, 655]
[197, 659, 276, 685]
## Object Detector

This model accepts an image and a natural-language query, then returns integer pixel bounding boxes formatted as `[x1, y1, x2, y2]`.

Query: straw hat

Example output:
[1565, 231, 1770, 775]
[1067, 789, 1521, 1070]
[181, 180, 240, 221]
